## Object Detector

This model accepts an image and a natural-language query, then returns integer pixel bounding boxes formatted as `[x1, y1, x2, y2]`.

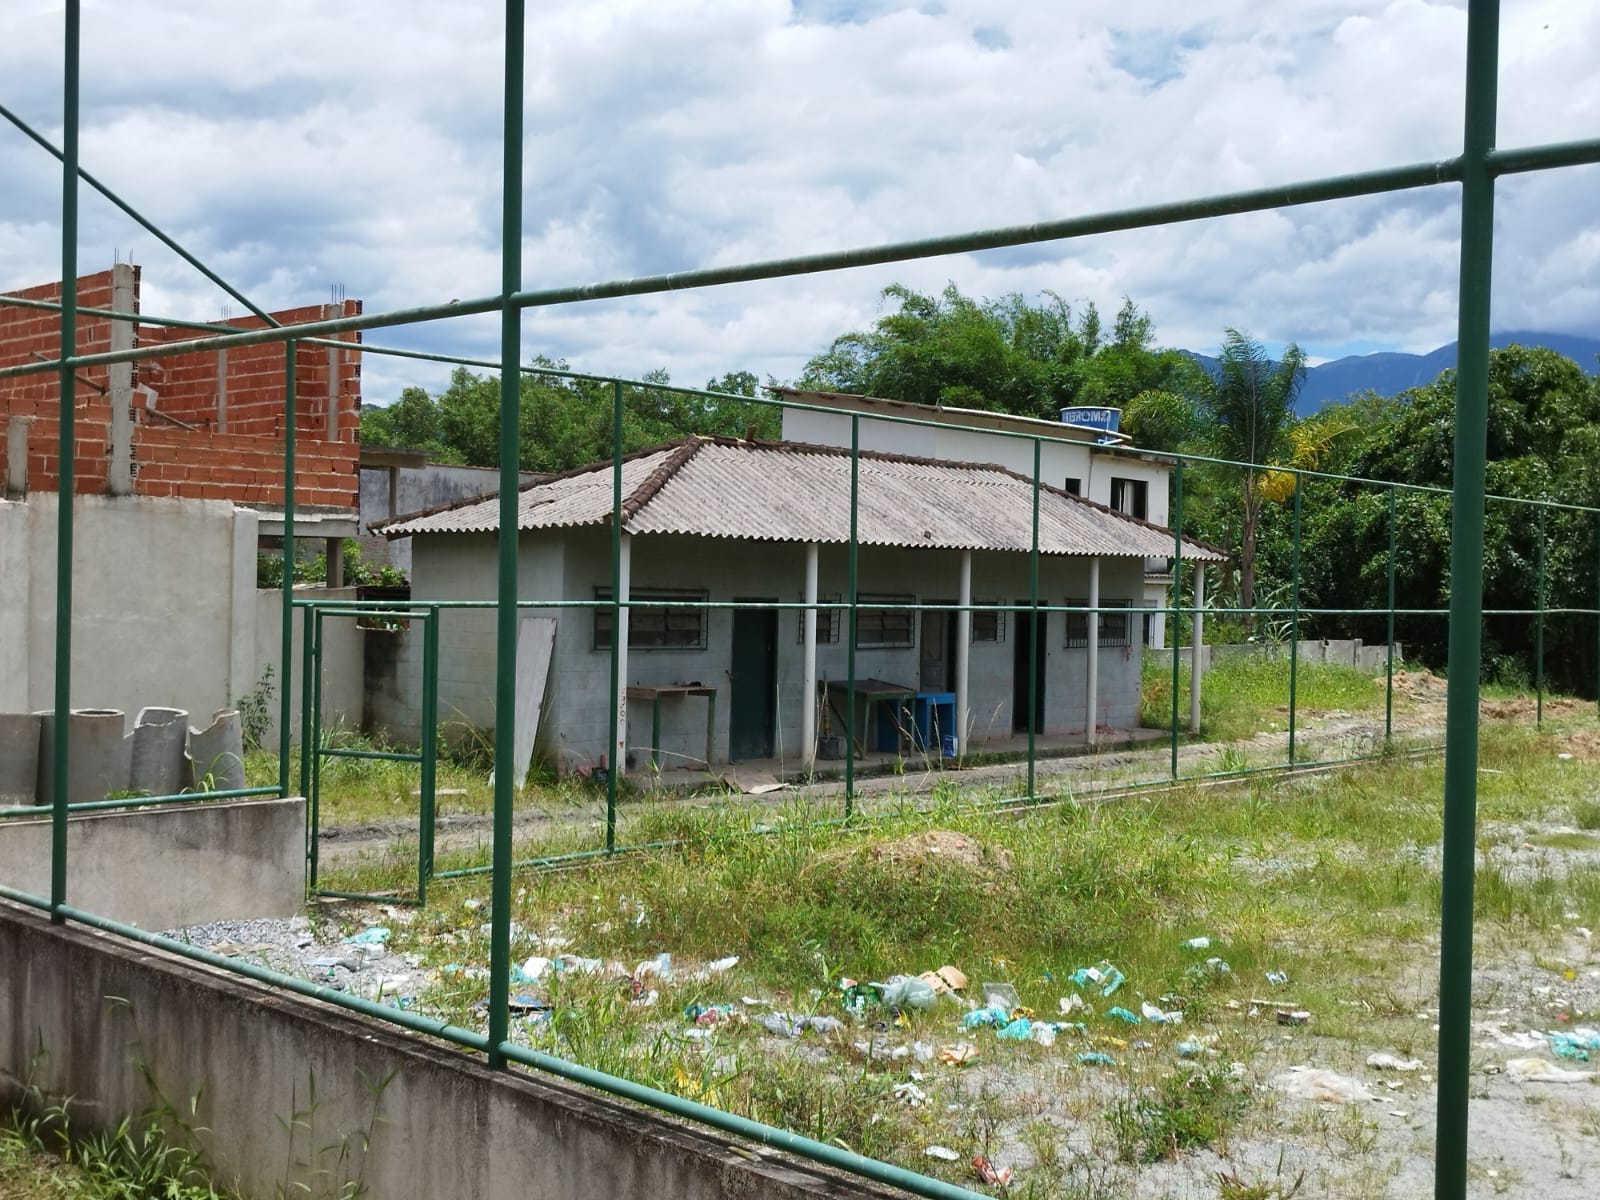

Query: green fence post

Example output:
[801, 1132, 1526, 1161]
[487, 0, 526, 1070]
[1027, 438, 1040, 800]
[1435, 3, 1499, 1196]
[606, 379, 622, 852]
[845, 415, 859, 818]
[1536, 505, 1546, 727]
[1169, 461, 1184, 780]
[418, 607, 440, 901]
[1386, 485, 1398, 742]
[279, 341, 296, 798]
[309, 607, 324, 888]
[50, 0, 81, 921]
[1288, 473, 1302, 765]
[299, 603, 314, 802]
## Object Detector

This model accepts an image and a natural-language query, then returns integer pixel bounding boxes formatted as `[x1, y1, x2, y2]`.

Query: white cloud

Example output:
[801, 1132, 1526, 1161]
[1, 0, 1594, 405]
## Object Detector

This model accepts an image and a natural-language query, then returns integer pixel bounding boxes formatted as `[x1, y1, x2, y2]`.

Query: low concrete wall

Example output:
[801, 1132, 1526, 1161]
[1148, 639, 1402, 674]
[0, 797, 304, 929]
[0, 900, 904, 1200]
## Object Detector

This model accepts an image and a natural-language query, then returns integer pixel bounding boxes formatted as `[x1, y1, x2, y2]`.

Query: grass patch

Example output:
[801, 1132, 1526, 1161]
[1573, 798, 1600, 831]
[1525, 831, 1600, 851]
[1107, 1067, 1248, 1163]
[1141, 655, 1384, 741]
[2, 1101, 229, 1200]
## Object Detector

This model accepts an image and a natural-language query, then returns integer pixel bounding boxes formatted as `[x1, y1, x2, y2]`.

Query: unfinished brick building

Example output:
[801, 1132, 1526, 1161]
[0, 263, 362, 511]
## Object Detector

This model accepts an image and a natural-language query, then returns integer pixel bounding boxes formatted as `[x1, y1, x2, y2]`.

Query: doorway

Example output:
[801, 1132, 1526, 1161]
[729, 603, 778, 760]
[919, 604, 959, 693]
[1012, 602, 1047, 732]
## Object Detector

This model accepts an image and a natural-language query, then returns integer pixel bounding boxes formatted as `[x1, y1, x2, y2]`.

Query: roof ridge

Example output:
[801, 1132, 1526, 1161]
[618, 437, 702, 526]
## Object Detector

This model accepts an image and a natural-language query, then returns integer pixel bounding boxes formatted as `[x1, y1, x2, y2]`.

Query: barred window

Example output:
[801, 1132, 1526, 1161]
[1065, 598, 1132, 648]
[797, 593, 843, 643]
[971, 601, 1005, 643]
[855, 593, 916, 649]
[594, 587, 707, 650]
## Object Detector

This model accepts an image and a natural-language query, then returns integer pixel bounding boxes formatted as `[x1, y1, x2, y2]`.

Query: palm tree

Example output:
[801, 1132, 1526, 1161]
[1194, 329, 1307, 632]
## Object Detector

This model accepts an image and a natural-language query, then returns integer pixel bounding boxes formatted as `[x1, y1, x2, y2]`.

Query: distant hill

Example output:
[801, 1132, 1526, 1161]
[1186, 331, 1600, 417]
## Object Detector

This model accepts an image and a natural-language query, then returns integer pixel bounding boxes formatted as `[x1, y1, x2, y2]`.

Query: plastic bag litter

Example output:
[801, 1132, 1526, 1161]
[1105, 1006, 1142, 1024]
[1366, 1052, 1425, 1072]
[1547, 1028, 1600, 1061]
[876, 975, 937, 1011]
[982, 981, 1020, 1010]
[344, 926, 391, 946]
[1506, 1057, 1595, 1083]
[996, 1017, 1032, 1040]
[1271, 1067, 1375, 1103]
[634, 952, 672, 980]
[706, 955, 739, 973]
[1070, 963, 1125, 996]
[514, 956, 551, 983]
[892, 1082, 928, 1107]
[1077, 1051, 1117, 1066]
[1141, 1002, 1183, 1025]
[1059, 993, 1088, 1016]
[912, 1040, 935, 1062]
[1030, 1023, 1058, 1047]
[1265, 970, 1289, 987]
[924, 1145, 961, 1162]
[1182, 935, 1211, 949]
[961, 1005, 1012, 1029]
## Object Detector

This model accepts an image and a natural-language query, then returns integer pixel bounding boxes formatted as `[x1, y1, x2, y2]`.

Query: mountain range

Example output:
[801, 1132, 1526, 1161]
[1187, 331, 1600, 417]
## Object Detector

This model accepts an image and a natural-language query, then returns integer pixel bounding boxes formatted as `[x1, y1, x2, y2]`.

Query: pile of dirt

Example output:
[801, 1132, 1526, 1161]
[869, 829, 1013, 875]
[1385, 668, 1448, 700]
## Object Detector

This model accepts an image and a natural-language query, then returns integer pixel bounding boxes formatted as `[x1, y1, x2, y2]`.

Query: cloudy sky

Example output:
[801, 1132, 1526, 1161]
[1, 0, 1595, 404]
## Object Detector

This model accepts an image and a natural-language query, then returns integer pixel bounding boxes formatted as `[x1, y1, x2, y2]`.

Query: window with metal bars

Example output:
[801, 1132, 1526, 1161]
[855, 593, 916, 648]
[593, 587, 708, 650]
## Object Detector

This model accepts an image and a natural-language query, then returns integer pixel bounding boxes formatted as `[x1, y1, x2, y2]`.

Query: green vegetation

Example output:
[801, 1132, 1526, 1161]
[1, 1102, 227, 1200]
[1139, 654, 1384, 742]
[306, 702, 1599, 1194]
[358, 364, 778, 473]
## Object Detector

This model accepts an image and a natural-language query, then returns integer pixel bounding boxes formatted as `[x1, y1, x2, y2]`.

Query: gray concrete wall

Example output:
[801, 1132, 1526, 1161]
[9, 494, 255, 721]
[359, 462, 537, 575]
[252, 586, 364, 747]
[0, 901, 904, 1200]
[1147, 640, 1403, 674]
[0, 797, 305, 929]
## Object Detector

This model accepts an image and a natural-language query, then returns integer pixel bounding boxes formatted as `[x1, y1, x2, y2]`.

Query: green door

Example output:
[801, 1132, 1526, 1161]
[729, 605, 777, 760]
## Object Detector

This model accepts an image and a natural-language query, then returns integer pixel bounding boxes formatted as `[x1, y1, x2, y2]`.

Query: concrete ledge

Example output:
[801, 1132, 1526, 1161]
[0, 900, 906, 1200]
[0, 796, 305, 929]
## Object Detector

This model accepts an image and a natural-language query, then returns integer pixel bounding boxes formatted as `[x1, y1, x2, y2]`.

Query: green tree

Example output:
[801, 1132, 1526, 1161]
[1190, 329, 1307, 629]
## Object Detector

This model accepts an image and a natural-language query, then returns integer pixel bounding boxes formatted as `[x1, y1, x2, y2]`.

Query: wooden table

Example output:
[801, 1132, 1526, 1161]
[626, 684, 717, 771]
[821, 678, 915, 755]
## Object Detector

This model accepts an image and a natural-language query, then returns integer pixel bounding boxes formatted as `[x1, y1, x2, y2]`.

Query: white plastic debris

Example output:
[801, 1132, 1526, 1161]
[1182, 936, 1211, 949]
[924, 1145, 961, 1162]
[1059, 993, 1088, 1016]
[1030, 1023, 1058, 1047]
[1141, 1002, 1183, 1025]
[1366, 1053, 1425, 1072]
[892, 1082, 929, 1107]
[1506, 1057, 1594, 1083]
[707, 955, 739, 973]
[1271, 1067, 1376, 1103]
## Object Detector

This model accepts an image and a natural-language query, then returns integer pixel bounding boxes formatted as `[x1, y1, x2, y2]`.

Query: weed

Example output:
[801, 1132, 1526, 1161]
[1573, 798, 1600, 831]
[1107, 1068, 1248, 1164]
[236, 665, 276, 751]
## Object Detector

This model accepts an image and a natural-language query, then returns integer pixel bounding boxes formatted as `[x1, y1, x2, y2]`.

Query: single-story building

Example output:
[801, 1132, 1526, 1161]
[380, 436, 1223, 777]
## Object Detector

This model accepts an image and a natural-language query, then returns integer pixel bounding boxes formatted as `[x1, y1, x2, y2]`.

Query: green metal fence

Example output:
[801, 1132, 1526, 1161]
[4, 2, 1600, 1197]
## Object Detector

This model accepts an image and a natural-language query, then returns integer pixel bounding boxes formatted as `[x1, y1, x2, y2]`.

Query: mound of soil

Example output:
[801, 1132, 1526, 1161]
[869, 829, 1013, 874]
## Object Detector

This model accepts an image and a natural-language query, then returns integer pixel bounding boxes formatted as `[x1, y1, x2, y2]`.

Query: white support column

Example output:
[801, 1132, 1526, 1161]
[1085, 557, 1100, 747]
[613, 532, 632, 776]
[956, 550, 972, 756]
[1189, 564, 1205, 734]
[801, 542, 819, 771]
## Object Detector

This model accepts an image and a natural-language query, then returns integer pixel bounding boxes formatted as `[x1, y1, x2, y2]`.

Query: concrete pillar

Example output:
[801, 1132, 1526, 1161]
[800, 541, 819, 771]
[1190, 565, 1205, 734]
[5, 416, 32, 497]
[1085, 557, 1100, 746]
[612, 533, 631, 776]
[107, 263, 136, 496]
[321, 306, 341, 441]
[215, 348, 229, 433]
[325, 538, 344, 588]
[956, 549, 972, 756]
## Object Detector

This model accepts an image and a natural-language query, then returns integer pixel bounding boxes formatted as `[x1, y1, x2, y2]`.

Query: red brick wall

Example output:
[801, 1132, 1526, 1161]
[1, 270, 360, 508]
